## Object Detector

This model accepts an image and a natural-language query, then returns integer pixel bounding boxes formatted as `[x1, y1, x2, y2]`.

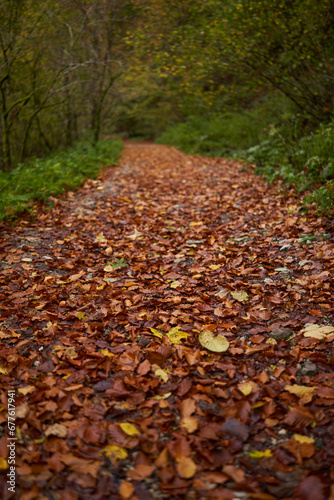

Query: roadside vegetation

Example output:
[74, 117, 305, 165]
[1, 0, 333, 218]
[0, 139, 122, 221]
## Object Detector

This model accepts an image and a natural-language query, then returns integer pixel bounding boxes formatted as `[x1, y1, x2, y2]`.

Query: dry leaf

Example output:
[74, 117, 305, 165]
[293, 434, 315, 444]
[100, 445, 128, 463]
[199, 330, 229, 352]
[18, 385, 36, 395]
[154, 368, 169, 383]
[176, 457, 197, 478]
[231, 291, 249, 302]
[45, 423, 68, 438]
[119, 423, 140, 436]
[119, 480, 135, 499]
[300, 324, 334, 339]
[284, 384, 316, 398]
[248, 449, 273, 459]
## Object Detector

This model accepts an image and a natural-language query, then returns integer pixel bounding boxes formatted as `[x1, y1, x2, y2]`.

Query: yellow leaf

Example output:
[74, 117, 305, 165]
[170, 280, 182, 289]
[127, 228, 142, 240]
[284, 384, 316, 398]
[266, 338, 277, 345]
[101, 350, 114, 358]
[0, 365, 8, 375]
[166, 326, 190, 344]
[209, 264, 220, 270]
[301, 324, 334, 339]
[189, 221, 203, 226]
[293, 434, 315, 444]
[149, 327, 163, 339]
[176, 457, 197, 478]
[238, 381, 257, 396]
[119, 423, 140, 436]
[95, 233, 107, 243]
[199, 330, 229, 352]
[152, 392, 172, 400]
[100, 445, 128, 461]
[249, 449, 273, 459]
[0, 457, 8, 470]
[18, 385, 36, 395]
[155, 368, 169, 383]
[97, 282, 106, 290]
[231, 291, 249, 302]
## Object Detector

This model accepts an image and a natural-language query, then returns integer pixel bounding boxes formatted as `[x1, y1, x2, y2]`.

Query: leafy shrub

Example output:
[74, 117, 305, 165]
[156, 112, 264, 156]
[0, 139, 123, 222]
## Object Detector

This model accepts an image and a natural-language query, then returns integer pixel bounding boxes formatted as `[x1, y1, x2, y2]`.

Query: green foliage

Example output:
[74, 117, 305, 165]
[242, 119, 334, 215]
[156, 112, 264, 156]
[0, 139, 123, 221]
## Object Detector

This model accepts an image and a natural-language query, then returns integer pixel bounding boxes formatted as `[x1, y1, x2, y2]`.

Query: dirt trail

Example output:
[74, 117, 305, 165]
[0, 143, 333, 499]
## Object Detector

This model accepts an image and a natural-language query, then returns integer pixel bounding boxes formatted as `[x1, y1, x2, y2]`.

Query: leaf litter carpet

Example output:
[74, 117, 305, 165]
[0, 142, 334, 500]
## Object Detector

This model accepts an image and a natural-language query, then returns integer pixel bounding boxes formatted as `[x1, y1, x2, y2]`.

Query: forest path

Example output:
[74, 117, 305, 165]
[1, 143, 333, 499]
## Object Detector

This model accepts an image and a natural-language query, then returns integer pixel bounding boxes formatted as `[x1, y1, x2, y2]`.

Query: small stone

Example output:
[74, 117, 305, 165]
[299, 360, 317, 376]
[269, 328, 293, 341]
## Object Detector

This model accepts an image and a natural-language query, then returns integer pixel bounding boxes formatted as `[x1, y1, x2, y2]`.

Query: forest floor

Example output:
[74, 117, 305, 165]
[0, 142, 334, 500]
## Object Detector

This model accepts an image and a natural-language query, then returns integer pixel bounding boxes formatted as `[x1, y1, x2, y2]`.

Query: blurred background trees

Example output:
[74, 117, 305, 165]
[1, 0, 334, 213]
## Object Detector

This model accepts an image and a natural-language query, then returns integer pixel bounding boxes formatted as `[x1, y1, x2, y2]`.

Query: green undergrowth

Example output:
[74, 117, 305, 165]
[243, 120, 334, 215]
[156, 112, 265, 157]
[156, 98, 334, 216]
[0, 139, 123, 222]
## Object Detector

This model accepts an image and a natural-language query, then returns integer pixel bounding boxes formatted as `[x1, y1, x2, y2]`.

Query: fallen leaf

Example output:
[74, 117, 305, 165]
[17, 386, 36, 395]
[293, 434, 315, 444]
[127, 464, 155, 480]
[248, 449, 273, 459]
[127, 228, 142, 240]
[300, 324, 334, 339]
[284, 384, 316, 398]
[176, 457, 197, 478]
[119, 423, 140, 436]
[154, 367, 169, 383]
[209, 264, 220, 270]
[119, 480, 135, 499]
[0, 457, 8, 470]
[100, 445, 128, 463]
[166, 326, 190, 344]
[101, 349, 114, 358]
[199, 330, 229, 352]
[231, 291, 249, 302]
[45, 423, 68, 438]
[238, 380, 258, 396]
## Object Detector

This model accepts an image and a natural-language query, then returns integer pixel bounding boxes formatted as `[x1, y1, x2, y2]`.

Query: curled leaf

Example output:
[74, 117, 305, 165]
[199, 330, 229, 352]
